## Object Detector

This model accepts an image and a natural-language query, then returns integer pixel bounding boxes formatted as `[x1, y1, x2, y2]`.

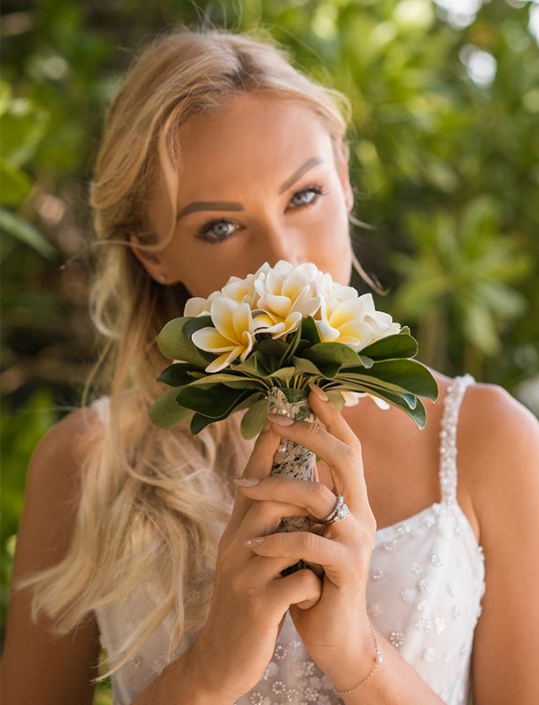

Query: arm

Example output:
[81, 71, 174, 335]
[463, 385, 539, 704]
[0, 408, 103, 705]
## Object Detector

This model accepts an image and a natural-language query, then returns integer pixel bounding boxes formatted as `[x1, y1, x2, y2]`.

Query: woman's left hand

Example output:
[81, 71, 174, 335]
[236, 386, 377, 678]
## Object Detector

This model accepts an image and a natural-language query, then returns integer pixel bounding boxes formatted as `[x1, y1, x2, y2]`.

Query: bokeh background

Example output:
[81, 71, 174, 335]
[1, 0, 538, 701]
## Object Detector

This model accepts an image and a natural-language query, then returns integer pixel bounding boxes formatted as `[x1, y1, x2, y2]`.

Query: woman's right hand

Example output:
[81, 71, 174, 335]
[191, 421, 323, 703]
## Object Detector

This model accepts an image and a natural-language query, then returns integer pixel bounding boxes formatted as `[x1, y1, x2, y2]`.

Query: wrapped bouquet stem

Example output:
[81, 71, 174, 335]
[267, 386, 317, 574]
[150, 260, 439, 575]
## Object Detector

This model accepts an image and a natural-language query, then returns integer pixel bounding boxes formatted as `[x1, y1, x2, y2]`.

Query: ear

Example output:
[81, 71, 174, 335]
[128, 234, 163, 280]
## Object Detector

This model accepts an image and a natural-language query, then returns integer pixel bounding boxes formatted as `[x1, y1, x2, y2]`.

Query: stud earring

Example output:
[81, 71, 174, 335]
[159, 273, 167, 283]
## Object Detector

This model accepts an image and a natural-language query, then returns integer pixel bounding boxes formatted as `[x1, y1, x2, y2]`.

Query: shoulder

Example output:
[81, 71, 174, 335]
[456, 379, 539, 545]
[2, 405, 105, 703]
[22, 403, 106, 554]
[27, 402, 104, 487]
[459, 379, 539, 461]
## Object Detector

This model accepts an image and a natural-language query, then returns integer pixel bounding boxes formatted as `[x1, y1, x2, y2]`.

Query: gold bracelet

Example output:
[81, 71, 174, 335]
[335, 619, 383, 696]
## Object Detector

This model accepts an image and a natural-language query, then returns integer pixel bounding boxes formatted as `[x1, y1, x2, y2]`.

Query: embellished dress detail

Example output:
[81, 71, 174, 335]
[92, 375, 485, 705]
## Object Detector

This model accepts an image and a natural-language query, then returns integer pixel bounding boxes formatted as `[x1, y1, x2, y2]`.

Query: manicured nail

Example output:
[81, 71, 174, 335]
[263, 418, 272, 431]
[268, 412, 295, 426]
[234, 477, 261, 487]
[309, 383, 328, 401]
[244, 537, 266, 547]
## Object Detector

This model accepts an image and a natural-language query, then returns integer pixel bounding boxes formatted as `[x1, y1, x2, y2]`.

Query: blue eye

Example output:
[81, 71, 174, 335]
[196, 184, 327, 244]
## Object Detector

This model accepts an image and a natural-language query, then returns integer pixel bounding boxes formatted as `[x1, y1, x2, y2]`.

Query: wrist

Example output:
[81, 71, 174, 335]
[323, 618, 382, 694]
[187, 634, 239, 705]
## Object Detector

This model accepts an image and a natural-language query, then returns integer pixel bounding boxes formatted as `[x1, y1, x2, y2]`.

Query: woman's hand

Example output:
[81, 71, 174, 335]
[236, 387, 377, 682]
[193, 419, 323, 703]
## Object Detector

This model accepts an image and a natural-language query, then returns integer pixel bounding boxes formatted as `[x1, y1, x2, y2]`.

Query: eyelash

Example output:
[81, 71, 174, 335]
[195, 183, 328, 244]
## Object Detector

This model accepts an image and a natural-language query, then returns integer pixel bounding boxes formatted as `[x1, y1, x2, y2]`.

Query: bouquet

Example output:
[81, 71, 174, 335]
[151, 260, 438, 573]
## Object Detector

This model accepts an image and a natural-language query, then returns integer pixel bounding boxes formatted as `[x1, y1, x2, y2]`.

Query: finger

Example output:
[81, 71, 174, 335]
[268, 567, 322, 611]
[248, 529, 352, 585]
[238, 498, 312, 544]
[268, 413, 366, 511]
[227, 423, 281, 533]
[308, 384, 363, 452]
[237, 476, 338, 527]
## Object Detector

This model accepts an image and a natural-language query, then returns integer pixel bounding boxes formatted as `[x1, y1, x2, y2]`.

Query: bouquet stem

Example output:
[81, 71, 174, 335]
[268, 386, 316, 577]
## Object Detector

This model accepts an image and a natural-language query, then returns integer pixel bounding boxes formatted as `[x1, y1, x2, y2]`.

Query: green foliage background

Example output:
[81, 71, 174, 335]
[1, 1, 538, 701]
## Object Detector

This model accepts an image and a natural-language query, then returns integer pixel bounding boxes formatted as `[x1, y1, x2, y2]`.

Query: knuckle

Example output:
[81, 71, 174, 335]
[302, 530, 320, 553]
[341, 444, 358, 465]
[311, 481, 335, 506]
[306, 419, 320, 437]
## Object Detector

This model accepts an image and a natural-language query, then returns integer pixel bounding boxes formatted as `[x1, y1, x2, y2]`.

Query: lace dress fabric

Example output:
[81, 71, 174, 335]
[92, 375, 485, 705]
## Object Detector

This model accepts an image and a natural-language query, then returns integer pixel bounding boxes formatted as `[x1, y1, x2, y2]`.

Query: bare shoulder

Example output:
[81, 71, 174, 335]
[457, 380, 539, 545]
[18, 404, 104, 541]
[1, 403, 105, 705]
[460, 380, 539, 463]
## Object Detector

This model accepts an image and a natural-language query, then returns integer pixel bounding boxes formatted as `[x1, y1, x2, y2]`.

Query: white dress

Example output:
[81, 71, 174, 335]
[92, 374, 485, 705]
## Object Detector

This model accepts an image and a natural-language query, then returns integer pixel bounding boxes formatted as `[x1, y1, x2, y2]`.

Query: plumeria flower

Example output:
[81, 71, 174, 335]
[191, 298, 266, 373]
[316, 292, 401, 351]
[251, 260, 323, 339]
[183, 290, 222, 318]
[220, 262, 271, 307]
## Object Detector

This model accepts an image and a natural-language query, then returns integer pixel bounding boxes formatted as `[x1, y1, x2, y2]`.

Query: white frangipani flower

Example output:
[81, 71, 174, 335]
[316, 292, 401, 351]
[220, 262, 271, 307]
[251, 260, 323, 339]
[183, 290, 222, 318]
[191, 298, 265, 373]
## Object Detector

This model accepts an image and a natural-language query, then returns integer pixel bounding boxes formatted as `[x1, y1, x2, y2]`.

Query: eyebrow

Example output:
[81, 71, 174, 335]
[176, 156, 324, 220]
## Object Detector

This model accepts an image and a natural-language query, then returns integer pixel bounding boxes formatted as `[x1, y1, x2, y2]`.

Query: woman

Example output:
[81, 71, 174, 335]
[2, 27, 538, 705]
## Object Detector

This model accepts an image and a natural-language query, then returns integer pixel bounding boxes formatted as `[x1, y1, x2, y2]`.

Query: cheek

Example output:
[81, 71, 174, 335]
[317, 201, 353, 285]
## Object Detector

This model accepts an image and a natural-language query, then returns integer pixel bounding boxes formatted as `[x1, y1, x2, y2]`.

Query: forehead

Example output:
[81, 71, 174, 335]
[175, 92, 335, 191]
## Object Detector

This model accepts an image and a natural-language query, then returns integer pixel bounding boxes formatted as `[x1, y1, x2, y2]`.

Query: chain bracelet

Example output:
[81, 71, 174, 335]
[335, 618, 383, 696]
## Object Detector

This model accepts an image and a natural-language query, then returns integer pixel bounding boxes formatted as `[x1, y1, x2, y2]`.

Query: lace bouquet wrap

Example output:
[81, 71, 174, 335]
[151, 260, 438, 574]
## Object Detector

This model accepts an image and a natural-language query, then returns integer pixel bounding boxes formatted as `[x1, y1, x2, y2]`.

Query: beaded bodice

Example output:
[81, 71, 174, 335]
[92, 375, 486, 705]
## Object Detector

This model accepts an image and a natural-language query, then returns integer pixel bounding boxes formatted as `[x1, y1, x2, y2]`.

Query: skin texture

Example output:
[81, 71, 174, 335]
[2, 87, 538, 705]
[132, 92, 354, 295]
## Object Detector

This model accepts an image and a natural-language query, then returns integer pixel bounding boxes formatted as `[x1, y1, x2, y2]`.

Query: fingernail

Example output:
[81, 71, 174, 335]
[268, 412, 295, 426]
[309, 383, 328, 401]
[263, 418, 272, 431]
[234, 477, 261, 487]
[244, 537, 265, 547]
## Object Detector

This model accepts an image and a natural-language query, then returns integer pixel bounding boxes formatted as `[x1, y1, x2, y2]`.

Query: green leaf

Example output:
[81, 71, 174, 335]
[267, 366, 296, 383]
[300, 316, 321, 345]
[338, 359, 438, 401]
[297, 342, 362, 377]
[0, 207, 57, 258]
[325, 390, 346, 411]
[156, 317, 215, 366]
[360, 333, 418, 360]
[334, 378, 418, 408]
[156, 363, 206, 387]
[254, 339, 289, 373]
[177, 385, 251, 419]
[240, 397, 269, 439]
[149, 387, 194, 429]
[277, 325, 303, 367]
[290, 356, 325, 376]
[233, 352, 271, 377]
[357, 355, 374, 369]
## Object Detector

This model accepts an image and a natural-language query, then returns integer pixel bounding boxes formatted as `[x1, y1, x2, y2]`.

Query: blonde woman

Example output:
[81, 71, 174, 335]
[2, 27, 538, 705]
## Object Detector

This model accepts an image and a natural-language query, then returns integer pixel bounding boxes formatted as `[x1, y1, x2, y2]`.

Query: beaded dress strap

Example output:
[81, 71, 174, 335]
[438, 374, 475, 504]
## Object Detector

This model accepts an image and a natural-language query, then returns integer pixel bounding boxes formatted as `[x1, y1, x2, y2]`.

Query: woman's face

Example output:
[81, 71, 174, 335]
[136, 92, 354, 299]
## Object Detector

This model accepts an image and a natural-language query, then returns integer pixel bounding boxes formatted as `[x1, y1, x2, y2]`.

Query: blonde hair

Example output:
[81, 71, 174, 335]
[14, 25, 365, 683]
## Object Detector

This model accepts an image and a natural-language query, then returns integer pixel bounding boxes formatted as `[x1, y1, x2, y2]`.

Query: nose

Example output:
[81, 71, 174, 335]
[256, 220, 309, 269]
